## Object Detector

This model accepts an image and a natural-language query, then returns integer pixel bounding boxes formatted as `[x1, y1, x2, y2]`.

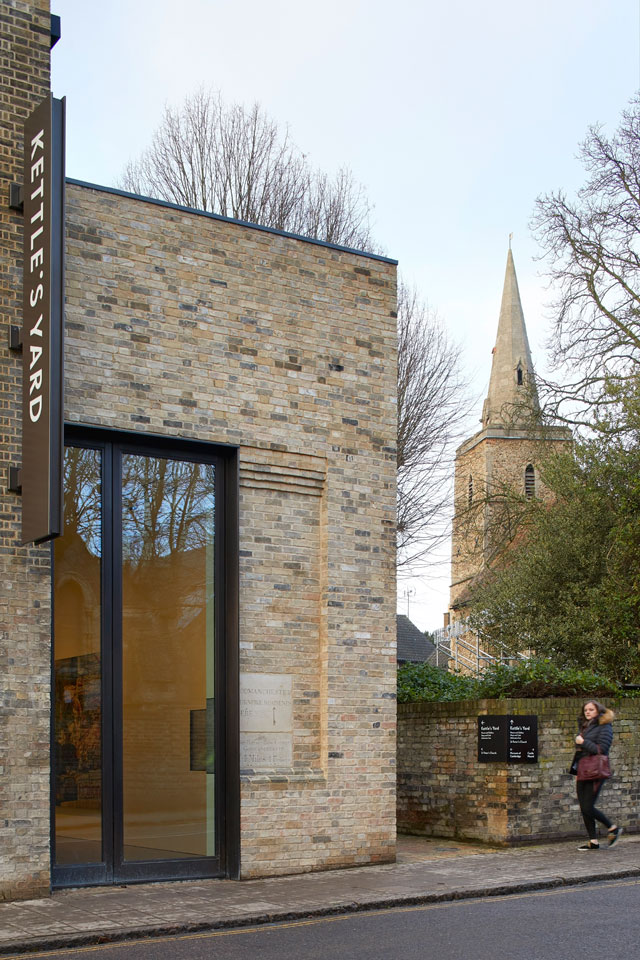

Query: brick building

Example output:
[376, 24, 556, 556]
[0, 1, 398, 899]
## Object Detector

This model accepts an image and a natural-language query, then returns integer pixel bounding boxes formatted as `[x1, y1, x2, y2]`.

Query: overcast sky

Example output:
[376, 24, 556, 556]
[52, 0, 640, 629]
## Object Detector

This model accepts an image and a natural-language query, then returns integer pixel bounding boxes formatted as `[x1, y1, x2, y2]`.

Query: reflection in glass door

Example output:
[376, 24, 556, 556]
[120, 454, 216, 861]
[53, 440, 221, 885]
[53, 447, 103, 866]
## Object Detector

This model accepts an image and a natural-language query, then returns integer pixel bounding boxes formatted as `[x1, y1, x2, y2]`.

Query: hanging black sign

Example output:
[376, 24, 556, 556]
[478, 715, 538, 764]
[21, 95, 65, 544]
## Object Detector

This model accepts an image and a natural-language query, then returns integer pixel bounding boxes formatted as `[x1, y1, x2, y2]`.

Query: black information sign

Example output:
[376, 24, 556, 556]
[478, 715, 508, 762]
[508, 715, 538, 763]
[21, 95, 65, 544]
[478, 715, 538, 764]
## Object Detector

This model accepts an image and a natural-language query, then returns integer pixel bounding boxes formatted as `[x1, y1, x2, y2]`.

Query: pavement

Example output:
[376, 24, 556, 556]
[0, 832, 639, 957]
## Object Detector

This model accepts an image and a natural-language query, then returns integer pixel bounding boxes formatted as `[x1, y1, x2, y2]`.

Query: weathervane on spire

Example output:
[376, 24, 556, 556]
[509, 232, 513, 250]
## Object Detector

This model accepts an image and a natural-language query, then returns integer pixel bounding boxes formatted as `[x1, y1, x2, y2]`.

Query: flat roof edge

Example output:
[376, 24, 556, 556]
[66, 178, 399, 266]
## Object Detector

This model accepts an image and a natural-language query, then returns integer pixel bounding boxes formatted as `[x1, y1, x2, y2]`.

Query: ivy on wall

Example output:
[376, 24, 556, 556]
[397, 659, 636, 703]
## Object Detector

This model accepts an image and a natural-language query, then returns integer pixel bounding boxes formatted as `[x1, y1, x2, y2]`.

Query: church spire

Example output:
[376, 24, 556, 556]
[481, 248, 539, 428]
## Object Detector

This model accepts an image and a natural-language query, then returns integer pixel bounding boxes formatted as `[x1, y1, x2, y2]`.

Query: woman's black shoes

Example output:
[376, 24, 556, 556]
[608, 826, 623, 847]
[577, 828, 622, 851]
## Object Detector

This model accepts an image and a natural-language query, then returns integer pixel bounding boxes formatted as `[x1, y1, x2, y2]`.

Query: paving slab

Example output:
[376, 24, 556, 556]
[0, 834, 638, 957]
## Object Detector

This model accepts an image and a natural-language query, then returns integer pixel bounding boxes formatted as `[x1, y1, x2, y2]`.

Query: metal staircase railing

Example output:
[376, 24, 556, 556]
[431, 620, 529, 677]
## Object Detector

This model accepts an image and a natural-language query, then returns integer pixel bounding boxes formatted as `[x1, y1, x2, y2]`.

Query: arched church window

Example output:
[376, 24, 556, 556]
[468, 475, 473, 505]
[516, 364, 524, 386]
[525, 464, 535, 499]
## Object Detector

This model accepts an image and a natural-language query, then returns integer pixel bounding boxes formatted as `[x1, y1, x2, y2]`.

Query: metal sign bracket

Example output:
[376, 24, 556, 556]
[8, 325, 23, 351]
[9, 182, 24, 212]
[8, 467, 22, 494]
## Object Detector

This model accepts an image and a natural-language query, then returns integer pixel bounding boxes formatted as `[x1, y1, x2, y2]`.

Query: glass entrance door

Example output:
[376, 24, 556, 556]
[53, 447, 103, 869]
[53, 439, 222, 886]
[119, 454, 216, 864]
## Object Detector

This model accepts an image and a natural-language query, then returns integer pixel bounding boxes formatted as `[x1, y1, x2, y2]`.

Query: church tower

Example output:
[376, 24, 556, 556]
[449, 248, 569, 620]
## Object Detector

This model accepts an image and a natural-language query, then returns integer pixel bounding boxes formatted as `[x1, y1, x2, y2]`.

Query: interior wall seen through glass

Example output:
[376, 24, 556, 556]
[121, 455, 216, 861]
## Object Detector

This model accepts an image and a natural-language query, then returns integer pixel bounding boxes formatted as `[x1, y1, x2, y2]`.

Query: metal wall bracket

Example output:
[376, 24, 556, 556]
[9, 182, 23, 212]
[50, 14, 61, 48]
[9, 325, 23, 351]
[8, 467, 22, 494]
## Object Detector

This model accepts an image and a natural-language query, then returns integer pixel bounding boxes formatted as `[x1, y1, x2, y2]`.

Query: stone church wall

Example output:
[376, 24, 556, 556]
[450, 439, 486, 610]
[450, 428, 569, 620]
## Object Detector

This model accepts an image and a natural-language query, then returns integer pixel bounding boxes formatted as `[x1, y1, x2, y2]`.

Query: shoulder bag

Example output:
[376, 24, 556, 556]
[576, 745, 611, 781]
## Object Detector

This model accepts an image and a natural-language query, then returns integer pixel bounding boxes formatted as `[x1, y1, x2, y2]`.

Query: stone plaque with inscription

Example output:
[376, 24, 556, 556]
[241, 733, 293, 769]
[240, 674, 293, 770]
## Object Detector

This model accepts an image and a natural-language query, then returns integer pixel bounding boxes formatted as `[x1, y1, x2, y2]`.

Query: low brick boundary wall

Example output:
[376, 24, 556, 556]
[397, 698, 640, 844]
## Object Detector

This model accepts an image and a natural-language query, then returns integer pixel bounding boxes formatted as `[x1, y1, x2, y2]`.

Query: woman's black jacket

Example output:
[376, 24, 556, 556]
[569, 708, 614, 774]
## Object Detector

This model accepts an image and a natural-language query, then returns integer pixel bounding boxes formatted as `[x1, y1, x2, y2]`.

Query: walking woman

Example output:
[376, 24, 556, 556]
[572, 700, 622, 850]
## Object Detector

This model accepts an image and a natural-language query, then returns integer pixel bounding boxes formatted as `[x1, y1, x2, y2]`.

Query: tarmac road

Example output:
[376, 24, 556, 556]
[4, 877, 638, 960]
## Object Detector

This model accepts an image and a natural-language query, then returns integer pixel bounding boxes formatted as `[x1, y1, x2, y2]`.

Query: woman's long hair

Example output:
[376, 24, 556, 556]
[578, 700, 607, 732]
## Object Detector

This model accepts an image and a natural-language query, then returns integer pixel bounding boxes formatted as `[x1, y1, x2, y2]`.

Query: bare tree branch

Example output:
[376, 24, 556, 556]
[396, 283, 470, 569]
[121, 89, 374, 250]
[123, 92, 469, 572]
[531, 94, 640, 428]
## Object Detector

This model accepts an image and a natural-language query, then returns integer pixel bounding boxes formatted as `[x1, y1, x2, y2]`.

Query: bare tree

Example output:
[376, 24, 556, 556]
[532, 94, 640, 428]
[121, 89, 373, 250]
[397, 283, 469, 568]
[123, 92, 469, 569]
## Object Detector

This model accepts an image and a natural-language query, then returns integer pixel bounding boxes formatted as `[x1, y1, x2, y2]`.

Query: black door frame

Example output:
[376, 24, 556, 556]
[52, 425, 239, 888]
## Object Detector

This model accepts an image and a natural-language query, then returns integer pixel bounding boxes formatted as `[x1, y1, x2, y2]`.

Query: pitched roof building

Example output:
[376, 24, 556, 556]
[396, 615, 436, 664]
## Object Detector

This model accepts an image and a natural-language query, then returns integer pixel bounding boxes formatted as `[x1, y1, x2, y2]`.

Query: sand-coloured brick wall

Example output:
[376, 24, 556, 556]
[62, 182, 398, 879]
[0, 0, 53, 902]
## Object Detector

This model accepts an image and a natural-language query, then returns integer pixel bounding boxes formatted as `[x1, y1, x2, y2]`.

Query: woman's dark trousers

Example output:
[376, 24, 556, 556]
[576, 779, 612, 840]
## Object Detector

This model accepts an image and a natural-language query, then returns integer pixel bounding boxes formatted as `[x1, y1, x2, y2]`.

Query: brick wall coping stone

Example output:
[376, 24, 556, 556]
[398, 697, 640, 717]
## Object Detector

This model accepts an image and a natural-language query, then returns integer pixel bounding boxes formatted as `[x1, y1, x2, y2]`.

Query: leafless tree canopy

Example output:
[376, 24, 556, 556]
[397, 283, 469, 568]
[62, 447, 214, 563]
[532, 94, 640, 427]
[123, 92, 470, 570]
[121, 90, 373, 250]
